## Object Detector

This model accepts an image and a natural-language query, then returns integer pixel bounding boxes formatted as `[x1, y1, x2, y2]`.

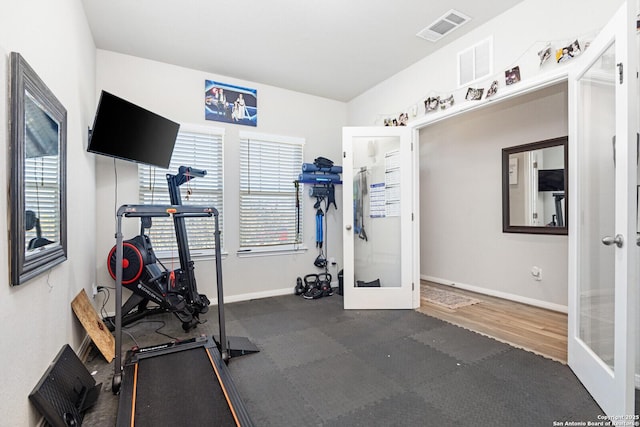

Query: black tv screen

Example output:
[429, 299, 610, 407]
[87, 91, 179, 169]
[538, 168, 564, 192]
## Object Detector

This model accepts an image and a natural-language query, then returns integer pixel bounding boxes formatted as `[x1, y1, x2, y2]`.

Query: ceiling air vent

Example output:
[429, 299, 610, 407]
[416, 9, 471, 42]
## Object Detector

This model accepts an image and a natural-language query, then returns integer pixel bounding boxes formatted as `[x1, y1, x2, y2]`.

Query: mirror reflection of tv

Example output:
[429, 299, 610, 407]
[538, 168, 564, 192]
[87, 91, 179, 169]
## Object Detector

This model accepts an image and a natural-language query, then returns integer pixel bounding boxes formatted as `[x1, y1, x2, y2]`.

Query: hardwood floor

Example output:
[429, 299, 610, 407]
[417, 281, 568, 363]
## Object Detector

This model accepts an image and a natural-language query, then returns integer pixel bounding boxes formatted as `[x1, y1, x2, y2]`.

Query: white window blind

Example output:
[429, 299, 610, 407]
[24, 155, 60, 249]
[239, 132, 304, 248]
[138, 125, 224, 254]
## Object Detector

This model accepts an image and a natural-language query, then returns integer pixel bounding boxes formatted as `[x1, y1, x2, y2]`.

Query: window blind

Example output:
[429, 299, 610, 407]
[24, 155, 60, 249]
[239, 133, 303, 248]
[138, 126, 224, 253]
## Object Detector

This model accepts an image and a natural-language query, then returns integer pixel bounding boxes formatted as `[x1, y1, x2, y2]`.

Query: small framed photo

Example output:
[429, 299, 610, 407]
[505, 66, 521, 86]
[424, 96, 440, 113]
[556, 39, 582, 63]
[439, 95, 455, 110]
[486, 80, 498, 98]
[465, 87, 484, 101]
[538, 45, 552, 67]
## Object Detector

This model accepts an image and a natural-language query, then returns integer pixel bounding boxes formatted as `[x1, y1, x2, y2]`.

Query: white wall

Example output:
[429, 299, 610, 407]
[420, 84, 568, 307]
[0, 1, 96, 425]
[347, 0, 623, 126]
[94, 50, 347, 309]
[346, 0, 623, 309]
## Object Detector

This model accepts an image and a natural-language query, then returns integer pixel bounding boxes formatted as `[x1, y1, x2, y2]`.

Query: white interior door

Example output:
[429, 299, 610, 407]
[568, 1, 637, 416]
[342, 126, 418, 309]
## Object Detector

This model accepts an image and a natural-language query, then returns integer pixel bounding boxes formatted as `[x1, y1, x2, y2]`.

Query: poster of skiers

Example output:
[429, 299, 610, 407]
[205, 80, 257, 126]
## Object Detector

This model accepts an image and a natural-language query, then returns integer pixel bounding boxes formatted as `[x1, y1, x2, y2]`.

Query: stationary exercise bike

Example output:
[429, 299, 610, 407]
[104, 166, 210, 332]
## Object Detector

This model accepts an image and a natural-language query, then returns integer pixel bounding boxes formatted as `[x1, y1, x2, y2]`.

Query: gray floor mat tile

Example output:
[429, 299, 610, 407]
[257, 327, 348, 370]
[476, 347, 590, 400]
[352, 336, 462, 388]
[226, 296, 291, 319]
[389, 309, 446, 333]
[285, 352, 403, 421]
[411, 323, 511, 363]
[323, 315, 420, 349]
[81, 294, 609, 426]
[414, 364, 542, 426]
[231, 366, 323, 426]
[236, 309, 316, 339]
[324, 390, 457, 427]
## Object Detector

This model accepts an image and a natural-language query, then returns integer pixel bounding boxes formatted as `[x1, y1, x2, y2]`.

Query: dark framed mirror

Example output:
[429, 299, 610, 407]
[10, 52, 67, 285]
[502, 136, 568, 235]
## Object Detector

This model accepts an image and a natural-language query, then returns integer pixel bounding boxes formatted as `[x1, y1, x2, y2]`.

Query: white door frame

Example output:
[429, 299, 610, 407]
[567, 1, 637, 416]
[405, 2, 636, 415]
[342, 126, 419, 309]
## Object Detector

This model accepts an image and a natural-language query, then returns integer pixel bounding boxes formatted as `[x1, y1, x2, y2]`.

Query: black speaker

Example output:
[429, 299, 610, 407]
[29, 345, 101, 427]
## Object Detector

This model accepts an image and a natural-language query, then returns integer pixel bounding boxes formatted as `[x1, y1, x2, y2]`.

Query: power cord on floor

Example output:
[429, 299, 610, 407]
[97, 286, 112, 327]
[134, 320, 178, 342]
[96, 286, 179, 343]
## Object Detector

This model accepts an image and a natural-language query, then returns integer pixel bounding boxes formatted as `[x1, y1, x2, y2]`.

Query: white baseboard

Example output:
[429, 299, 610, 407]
[421, 275, 568, 314]
[219, 287, 294, 304]
[223, 282, 342, 303]
[102, 287, 296, 314]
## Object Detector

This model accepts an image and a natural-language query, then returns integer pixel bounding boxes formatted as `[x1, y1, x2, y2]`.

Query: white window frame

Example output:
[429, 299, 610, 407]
[238, 131, 306, 257]
[138, 124, 225, 259]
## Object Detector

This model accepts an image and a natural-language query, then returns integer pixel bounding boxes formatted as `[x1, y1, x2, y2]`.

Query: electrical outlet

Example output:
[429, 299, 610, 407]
[92, 283, 98, 298]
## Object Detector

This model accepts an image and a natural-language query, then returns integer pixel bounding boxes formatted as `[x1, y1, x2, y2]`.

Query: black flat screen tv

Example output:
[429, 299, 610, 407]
[87, 91, 179, 169]
[538, 168, 564, 192]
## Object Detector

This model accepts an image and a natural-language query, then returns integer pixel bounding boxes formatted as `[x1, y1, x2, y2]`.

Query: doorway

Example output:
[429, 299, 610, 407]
[418, 82, 570, 319]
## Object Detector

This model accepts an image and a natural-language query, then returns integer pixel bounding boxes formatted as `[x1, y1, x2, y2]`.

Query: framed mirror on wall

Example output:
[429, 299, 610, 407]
[9, 52, 67, 286]
[502, 136, 568, 235]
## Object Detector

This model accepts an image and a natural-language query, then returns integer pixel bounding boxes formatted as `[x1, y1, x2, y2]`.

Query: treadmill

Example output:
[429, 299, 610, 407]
[111, 203, 255, 426]
[116, 336, 251, 426]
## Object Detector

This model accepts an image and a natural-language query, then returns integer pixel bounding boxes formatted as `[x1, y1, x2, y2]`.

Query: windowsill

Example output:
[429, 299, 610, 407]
[236, 245, 308, 258]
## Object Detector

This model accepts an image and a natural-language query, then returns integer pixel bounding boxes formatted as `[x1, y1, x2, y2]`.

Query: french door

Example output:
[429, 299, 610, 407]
[568, 1, 637, 416]
[342, 126, 419, 309]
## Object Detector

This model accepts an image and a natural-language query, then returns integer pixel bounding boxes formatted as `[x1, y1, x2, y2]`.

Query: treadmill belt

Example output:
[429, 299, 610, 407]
[133, 347, 236, 426]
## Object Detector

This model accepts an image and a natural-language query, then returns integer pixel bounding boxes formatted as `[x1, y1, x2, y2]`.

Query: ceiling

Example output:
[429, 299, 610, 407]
[81, 0, 524, 102]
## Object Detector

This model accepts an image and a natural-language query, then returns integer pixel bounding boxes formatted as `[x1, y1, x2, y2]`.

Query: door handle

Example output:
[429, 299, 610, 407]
[602, 234, 623, 248]
[345, 225, 352, 231]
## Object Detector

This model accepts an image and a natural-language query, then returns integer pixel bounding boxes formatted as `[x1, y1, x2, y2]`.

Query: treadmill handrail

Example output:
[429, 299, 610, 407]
[116, 204, 219, 217]
[112, 203, 228, 392]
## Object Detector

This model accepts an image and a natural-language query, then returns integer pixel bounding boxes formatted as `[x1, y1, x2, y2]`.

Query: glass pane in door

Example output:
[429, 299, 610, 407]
[352, 136, 401, 288]
[578, 42, 616, 368]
